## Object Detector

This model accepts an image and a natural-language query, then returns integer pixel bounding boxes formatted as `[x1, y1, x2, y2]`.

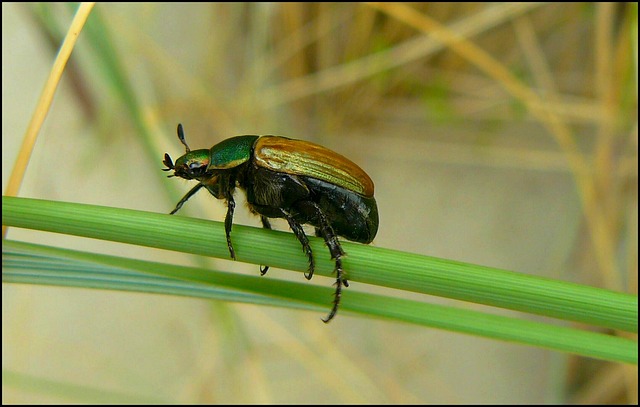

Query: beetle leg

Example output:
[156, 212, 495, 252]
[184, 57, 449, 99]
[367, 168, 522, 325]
[170, 183, 204, 214]
[280, 211, 315, 280]
[295, 201, 347, 323]
[322, 256, 343, 323]
[319, 225, 346, 323]
[225, 195, 236, 260]
[315, 226, 348, 285]
[260, 215, 272, 230]
[259, 216, 271, 275]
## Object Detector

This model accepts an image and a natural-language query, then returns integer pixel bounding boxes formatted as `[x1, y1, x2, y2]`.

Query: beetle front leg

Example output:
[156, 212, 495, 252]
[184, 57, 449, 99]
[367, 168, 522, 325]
[259, 216, 271, 275]
[170, 183, 204, 214]
[225, 195, 236, 260]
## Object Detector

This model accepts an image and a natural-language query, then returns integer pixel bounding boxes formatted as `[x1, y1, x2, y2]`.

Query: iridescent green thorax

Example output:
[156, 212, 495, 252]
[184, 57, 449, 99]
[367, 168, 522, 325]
[209, 135, 259, 169]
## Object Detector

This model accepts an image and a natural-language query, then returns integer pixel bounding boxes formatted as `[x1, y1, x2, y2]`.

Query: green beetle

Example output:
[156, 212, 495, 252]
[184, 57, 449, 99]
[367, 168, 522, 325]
[163, 124, 378, 322]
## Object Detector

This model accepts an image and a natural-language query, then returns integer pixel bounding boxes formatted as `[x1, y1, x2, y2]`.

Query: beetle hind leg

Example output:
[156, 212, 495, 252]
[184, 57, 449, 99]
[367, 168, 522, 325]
[317, 251, 345, 323]
[301, 202, 346, 322]
[315, 227, 348, 288]
[318, 225, 346, 323]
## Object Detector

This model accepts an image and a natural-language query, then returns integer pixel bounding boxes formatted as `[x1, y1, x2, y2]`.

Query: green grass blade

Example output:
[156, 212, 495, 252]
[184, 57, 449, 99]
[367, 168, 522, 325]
[3, 196, 637, 334]
[3, 239, 637, 364]
[2, 370, 168, 404]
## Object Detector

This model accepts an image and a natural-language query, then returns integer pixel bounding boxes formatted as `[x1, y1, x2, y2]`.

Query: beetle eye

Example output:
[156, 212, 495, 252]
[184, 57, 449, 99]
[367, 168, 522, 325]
[189, 163, 205, 173]
[183, 162, 208, 178]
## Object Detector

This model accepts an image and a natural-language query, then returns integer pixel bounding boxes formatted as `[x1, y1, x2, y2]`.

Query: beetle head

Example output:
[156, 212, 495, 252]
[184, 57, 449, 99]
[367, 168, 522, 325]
[163, 150, 212, 181]
[163, 123, 212, 181]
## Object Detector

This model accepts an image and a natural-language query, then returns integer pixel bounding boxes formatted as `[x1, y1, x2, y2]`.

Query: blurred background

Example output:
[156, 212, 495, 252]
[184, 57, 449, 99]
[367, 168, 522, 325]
[2, 3, 637, 403]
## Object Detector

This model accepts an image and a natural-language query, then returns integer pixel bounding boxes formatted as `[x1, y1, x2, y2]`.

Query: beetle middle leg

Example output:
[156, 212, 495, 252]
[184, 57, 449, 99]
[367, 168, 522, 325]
[248, 201, 315, 278]
[281, 211, 315, 280]
[224, 194, 236, 260]
[259, 216, 271, 275]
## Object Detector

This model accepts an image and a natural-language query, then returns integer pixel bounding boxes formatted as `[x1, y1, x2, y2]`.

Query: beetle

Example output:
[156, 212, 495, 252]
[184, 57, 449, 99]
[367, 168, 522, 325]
[163, 124, 378, 322]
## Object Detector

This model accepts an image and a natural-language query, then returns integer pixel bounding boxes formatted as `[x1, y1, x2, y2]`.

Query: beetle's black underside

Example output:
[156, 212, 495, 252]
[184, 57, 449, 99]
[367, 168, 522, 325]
[243, 164, 362, 322]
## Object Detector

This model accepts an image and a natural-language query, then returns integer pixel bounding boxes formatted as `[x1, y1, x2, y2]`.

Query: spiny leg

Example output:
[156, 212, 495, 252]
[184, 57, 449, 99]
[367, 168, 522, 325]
[315, 227, 348, 288]
[282, 211, 314, 280]
[224, 194, 236, 260]
[303, 202, 346, 323]
[319, 227, 346, 323]
[322, 256, 343, 323]
[259, 216, 272, 275]
[170, 184, 204, 214]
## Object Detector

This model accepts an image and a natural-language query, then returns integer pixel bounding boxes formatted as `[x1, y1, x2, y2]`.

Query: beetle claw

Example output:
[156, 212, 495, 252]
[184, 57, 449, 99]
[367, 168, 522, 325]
[304, 267, 314, 280]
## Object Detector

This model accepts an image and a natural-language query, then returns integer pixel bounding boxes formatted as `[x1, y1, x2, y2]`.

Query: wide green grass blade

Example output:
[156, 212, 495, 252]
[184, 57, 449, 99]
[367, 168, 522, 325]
[3, 239, 637, 364]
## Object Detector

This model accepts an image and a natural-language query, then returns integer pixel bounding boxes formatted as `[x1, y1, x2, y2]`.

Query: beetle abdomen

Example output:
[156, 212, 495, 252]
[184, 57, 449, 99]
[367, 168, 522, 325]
[303, 177, 378, 244]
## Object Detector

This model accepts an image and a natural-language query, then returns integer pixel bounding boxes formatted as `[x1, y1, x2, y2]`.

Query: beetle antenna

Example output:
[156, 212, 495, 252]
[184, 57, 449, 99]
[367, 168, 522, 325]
[177, 123, 190, 153]
[162, 153, 175, 176]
